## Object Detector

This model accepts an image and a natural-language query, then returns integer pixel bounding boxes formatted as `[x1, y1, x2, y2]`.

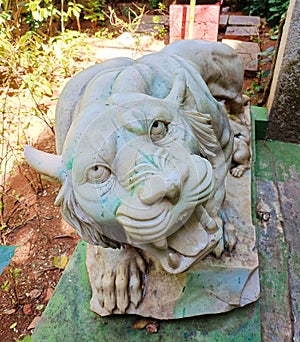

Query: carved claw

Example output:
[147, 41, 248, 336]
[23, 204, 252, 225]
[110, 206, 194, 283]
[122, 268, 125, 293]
[224, 222, 237, 252]
[230, 164, 249, 178]
[212, 236, 224, 259]
[91, 246, 146, 314]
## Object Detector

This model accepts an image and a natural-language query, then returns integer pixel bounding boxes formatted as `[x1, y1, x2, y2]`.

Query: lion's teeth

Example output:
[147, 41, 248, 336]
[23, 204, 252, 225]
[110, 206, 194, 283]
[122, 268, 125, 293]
[205, 218, 219, 233]
[167, 252, 181, 269]
[152, 238, 168, 250]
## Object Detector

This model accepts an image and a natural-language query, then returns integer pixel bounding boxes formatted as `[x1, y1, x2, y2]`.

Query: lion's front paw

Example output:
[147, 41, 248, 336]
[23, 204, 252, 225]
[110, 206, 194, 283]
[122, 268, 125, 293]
[230, 164, 249, 178]
[90, 246, 146, 314]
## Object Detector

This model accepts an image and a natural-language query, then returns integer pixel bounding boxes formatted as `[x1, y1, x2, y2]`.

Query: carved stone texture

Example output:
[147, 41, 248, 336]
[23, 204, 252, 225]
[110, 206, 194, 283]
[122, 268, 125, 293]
[24, 40, 258, 318]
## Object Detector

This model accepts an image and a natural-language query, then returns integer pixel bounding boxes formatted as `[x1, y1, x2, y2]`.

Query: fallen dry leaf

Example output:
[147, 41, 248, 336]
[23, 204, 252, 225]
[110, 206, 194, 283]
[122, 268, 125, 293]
[3, 309, 16, 315]
[44, 287, 54, 302]
[132, 318, 157, 330]
[27, 316, 41, 330]
[52, 255, 68, 269]
[29, 289, 42, 299]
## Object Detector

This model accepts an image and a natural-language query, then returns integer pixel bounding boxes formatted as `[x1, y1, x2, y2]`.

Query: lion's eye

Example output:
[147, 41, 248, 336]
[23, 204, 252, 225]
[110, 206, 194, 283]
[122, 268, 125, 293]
[86, 164, 111, 183]
[150, 120, 168, 143]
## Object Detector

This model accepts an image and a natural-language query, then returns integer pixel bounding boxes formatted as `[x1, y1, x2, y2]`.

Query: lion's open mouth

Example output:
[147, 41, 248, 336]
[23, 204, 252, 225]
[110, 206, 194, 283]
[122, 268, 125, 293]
[143, 207, 222, 274]
[117, 203, 222, 274]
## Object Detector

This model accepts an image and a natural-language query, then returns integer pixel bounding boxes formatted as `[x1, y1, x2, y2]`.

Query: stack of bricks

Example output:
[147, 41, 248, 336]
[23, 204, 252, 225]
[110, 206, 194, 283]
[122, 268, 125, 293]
[169, 0, 222, 43]
[223, 15, 260, 41]
[220, 14, 261, 74]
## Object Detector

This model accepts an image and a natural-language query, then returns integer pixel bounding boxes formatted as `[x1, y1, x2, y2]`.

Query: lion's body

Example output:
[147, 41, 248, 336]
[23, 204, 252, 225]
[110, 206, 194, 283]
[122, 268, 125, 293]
[25, 40, 247, 314]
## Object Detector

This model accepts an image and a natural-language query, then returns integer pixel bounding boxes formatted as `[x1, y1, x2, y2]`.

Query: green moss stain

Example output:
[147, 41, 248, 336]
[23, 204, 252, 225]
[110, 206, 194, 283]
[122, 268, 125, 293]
[66, 158, 73, 171]
[174, 267, 251, 319]
[33, 241, 261, 342]
[255, 140, 300, 183]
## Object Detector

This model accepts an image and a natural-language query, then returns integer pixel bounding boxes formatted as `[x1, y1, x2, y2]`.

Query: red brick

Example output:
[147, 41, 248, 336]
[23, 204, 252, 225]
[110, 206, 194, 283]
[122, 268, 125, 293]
[169, 3, 221, 43]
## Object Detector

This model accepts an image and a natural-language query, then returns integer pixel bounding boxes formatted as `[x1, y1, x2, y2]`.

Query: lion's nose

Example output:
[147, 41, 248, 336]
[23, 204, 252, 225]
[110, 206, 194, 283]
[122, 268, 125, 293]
[138, 166, 188, 205]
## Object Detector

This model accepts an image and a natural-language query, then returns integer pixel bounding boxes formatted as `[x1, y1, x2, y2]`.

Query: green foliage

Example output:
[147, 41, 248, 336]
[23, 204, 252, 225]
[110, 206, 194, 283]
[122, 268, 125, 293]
[24, 0, 60, 31]
[148, 0, 161, 10]
[0, 4, 91, 241]
[246, 0, 290, 26]
[1, 264, 21, 306]
[0, 245, 17, 275]
[83, 0, 106, 24]
[258, 46, 275, 65]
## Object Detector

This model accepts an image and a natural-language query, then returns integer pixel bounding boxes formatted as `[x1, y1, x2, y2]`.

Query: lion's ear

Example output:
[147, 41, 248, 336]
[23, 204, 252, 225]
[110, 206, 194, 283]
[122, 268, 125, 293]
[24, 146, 66, 182]
[165, 68, 187, 104]
[184, 111, 218, 158]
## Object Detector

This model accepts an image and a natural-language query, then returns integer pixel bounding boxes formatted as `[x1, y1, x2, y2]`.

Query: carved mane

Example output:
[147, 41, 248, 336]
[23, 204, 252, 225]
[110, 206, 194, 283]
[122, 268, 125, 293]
[59, 178, 122, 248]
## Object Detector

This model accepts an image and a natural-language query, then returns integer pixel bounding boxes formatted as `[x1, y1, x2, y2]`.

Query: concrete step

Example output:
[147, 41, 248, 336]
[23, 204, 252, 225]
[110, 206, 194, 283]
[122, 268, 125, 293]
[224, 25, 259, 41]
[228, 15, 260, 26]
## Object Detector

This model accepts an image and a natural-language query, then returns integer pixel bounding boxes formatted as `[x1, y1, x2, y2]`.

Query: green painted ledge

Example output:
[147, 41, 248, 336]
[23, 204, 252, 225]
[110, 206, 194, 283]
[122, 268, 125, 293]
[251, 105, 300, 340]
[32, 241, 261, 342]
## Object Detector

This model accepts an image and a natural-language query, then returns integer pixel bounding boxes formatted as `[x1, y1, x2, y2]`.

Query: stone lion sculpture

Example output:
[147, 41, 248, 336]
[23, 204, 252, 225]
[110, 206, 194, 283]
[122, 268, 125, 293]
[25, 40, 250, 315]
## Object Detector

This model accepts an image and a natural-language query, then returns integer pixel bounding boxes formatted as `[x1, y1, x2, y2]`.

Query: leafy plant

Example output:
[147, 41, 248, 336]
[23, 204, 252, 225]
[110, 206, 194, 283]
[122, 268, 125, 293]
[0, 2, 92, 241]
[246, 0, 290, 26]
[106, 4, 146, 35]
[24, 0, 60, 32]
[1, 264, 21, 306]
[83, 0, 106, 26]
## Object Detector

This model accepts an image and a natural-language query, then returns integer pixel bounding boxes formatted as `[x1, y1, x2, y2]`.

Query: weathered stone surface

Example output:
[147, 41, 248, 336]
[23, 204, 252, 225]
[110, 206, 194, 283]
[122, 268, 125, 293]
[228, 15, 260, 26]
[169, 3, 220, 42]
[267, 0, 300, 143]
[224, 26, 259, 40]
[222, 39, 260, 72]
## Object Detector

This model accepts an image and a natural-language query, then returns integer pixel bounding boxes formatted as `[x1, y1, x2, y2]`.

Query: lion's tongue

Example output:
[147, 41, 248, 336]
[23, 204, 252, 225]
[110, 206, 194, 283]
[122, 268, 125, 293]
[167, 212, 209, 257]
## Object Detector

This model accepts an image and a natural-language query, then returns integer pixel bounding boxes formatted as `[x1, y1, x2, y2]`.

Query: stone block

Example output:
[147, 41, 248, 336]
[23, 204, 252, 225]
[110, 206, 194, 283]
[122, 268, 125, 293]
[228, 15, 260, 26]
[222, 39, 260, 72]
[224, 25, 259, 41]
[219, 14, 229, 30]
[169, 3, 221, 42]
[136, 15, 168, 34]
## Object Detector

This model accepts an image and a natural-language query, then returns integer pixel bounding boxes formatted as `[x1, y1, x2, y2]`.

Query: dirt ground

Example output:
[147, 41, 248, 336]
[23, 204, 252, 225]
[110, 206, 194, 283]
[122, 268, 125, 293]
[0, 13, 277, 341]
[0, 128, 80, 341]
